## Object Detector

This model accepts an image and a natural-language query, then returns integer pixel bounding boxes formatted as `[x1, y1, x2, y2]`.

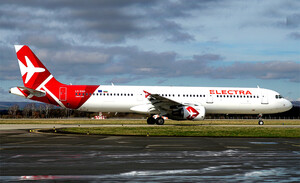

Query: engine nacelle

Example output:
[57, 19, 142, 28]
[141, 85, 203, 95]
[171, 105, 205, 120]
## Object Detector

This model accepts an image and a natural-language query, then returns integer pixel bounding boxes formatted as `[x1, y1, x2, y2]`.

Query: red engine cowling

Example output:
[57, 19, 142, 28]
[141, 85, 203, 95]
[182, 105, 205, 120]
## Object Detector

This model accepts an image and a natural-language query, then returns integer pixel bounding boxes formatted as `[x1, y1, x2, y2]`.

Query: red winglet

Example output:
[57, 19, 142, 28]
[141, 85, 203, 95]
[143, 90, 151, 98]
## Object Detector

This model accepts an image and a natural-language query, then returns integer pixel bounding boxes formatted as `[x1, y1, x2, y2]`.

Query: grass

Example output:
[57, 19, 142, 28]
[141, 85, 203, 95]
[57, 126, 300, 138]
[1, 118, 300, 125]
[2, 119, 299, 137]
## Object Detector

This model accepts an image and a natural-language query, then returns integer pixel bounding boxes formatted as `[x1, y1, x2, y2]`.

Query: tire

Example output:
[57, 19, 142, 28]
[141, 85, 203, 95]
[147, 117, 156, 125]
[258, 120, 264, 125]
[155, 117, 165, 125]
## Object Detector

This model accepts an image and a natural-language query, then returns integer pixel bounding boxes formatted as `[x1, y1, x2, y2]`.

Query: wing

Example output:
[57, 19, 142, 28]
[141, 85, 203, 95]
[143, 90, 182, 115]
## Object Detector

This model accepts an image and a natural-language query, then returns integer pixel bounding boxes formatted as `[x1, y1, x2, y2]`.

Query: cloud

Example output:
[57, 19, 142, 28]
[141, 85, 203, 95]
[37, 46, 300, 83]
[288, 32, 300, 40]
[212, 61, 300, 82]
[0, 0, 299, 87]
[2, 42, 299, 84]
[0, 87, 7, 95]
[286, 14, 300, 28]
[0, 0, 199, 44]
[105, 76, 139, 84]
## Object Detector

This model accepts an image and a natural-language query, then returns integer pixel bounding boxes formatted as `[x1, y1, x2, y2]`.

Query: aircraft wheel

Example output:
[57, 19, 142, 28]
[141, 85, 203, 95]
[155, 117, 164, 125]
[147, 117, 156, 125]
[258, 120, 264, 125]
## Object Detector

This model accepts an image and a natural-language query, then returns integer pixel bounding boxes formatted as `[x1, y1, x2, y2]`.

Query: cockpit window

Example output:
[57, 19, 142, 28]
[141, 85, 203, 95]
[275, 95, 283, 99]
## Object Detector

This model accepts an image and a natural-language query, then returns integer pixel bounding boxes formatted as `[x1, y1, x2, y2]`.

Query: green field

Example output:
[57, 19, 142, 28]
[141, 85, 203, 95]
[2, 119, 300, 137]
[57, 126, 300, 138]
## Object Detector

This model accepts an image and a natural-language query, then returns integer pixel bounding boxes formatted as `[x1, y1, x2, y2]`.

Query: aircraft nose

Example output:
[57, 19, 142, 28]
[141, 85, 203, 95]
[284, 99, 293, 111]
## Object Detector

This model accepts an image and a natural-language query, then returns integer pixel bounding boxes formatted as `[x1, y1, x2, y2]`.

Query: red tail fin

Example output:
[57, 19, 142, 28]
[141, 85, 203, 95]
[14, 45, 62, 89]
[13, 45, 99, 109]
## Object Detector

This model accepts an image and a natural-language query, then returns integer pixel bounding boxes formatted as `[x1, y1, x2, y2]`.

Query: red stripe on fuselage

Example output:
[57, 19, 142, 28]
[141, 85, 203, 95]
[55, 85, 99, 109]
[28, 84, 99, 109]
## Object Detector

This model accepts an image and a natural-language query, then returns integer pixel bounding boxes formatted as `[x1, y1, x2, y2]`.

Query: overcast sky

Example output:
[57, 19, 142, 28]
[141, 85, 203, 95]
[0, 0, 299, 102]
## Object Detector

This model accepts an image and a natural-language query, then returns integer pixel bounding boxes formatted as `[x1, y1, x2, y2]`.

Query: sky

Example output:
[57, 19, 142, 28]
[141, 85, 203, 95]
[0, 0, 299, 102]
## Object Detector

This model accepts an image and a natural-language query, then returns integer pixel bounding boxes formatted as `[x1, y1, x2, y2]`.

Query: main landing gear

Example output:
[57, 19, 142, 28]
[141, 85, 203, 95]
[258, 114, 264, 125]
[147, 115, 165, 125]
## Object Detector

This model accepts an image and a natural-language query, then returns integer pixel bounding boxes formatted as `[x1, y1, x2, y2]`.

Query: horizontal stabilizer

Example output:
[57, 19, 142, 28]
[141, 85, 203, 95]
[9, 86, 46, 99]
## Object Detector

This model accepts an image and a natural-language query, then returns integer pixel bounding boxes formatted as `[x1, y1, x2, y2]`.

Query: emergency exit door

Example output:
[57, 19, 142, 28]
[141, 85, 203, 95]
[59, 87, 67, 101]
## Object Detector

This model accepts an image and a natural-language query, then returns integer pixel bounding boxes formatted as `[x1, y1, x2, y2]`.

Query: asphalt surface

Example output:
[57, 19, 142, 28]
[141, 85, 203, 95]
[1, 127, 300, 182]
[1, 124, 300, 130]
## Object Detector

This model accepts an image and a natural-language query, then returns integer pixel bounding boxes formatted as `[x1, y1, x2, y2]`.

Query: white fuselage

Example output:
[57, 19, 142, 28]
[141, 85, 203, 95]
[78, 85, 292, 114]
[11, 45, 293, 124]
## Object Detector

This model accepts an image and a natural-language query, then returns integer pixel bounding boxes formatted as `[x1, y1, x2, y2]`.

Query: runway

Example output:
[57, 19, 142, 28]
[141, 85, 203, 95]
[1, 128, 300, 182]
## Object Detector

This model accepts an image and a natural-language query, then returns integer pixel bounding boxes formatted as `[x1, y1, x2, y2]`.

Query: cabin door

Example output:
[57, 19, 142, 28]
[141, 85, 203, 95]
[206, 94, 213, 104]
[261, 93, 269, 104]
[59, 87, 67, 101]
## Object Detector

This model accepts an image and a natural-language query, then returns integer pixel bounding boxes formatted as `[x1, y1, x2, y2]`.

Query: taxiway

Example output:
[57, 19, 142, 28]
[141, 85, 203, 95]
[1, 127, 300, 182]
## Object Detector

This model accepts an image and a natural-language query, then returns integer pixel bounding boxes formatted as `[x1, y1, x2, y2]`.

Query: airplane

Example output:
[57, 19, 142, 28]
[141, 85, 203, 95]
[9, 45, 293, 125]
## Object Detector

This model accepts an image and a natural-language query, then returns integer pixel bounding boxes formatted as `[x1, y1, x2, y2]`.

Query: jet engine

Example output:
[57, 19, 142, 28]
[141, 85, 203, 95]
[171, 105, 205, 120]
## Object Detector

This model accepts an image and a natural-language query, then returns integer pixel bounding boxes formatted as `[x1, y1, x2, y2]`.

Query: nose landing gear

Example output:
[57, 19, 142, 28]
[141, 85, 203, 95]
[258, 114, 264, 125]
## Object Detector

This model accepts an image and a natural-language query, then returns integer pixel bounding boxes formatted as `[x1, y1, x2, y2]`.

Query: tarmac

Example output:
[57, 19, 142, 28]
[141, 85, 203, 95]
[1, 125, 300, 182]
[1, 124, 300, 130]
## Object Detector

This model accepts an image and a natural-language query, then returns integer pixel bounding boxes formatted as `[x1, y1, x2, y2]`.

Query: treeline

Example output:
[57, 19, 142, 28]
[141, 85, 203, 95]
[1, 103, 93, 119]
[1, 103, 147, 119]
